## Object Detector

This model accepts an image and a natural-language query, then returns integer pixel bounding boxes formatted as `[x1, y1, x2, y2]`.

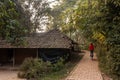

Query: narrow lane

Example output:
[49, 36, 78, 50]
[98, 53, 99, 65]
[66, 50, 103, 80]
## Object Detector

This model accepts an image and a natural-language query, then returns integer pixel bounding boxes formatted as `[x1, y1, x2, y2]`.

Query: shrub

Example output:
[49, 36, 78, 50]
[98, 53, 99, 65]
[51, 58, 64, 72]
[107, 46, 120, 80]
[96, 44, 120, 80]
[96, 46, 109, 73]
[19, 58, 52, 79]
[18, 57, 65, 79]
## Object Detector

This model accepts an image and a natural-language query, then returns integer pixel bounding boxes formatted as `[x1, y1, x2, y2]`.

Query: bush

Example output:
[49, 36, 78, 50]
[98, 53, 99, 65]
[51, 58, 64, 72]
[19, 58, 52, 79]
[107, 46, 120, 80]
[96, 44, 120, 80]
[18, 57, 65, 79]
[96, 46, 109, 73]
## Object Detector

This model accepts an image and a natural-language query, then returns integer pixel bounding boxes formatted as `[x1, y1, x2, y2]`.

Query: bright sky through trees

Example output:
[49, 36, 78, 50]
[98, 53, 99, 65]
[47, 0, 60, 8]
[37, 0, 61, 32]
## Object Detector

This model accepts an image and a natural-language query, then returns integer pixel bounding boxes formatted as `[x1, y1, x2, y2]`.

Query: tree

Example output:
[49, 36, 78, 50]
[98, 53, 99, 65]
[16, 0, 51, 33]
[59, 0, 120, 79]
[58, 0, 98, 43]
[95, 0, 120, 79]
[0, 0, 27, 45]
[49, 0, 78, 28]
[71, 0, 120, 79]
[48, 0, 82, 42]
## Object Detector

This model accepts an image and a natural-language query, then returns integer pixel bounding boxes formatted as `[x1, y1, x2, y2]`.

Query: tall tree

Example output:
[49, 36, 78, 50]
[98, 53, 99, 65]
[0, 0, 27, 45]
[49, 0, 78, 28]
[69, 0, 120, 79]
[95, 0, 120, 79]
[58, 0, 98, 43]
[16, 0, 51, 33]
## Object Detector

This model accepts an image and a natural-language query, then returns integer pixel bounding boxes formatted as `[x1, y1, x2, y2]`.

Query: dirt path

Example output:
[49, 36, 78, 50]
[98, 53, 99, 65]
[65, 50, 103, 80]
[0, 70, 25, 80]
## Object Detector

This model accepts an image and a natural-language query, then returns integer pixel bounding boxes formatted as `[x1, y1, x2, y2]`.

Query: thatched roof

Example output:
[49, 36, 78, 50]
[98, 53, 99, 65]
[0, 39, 14, 48]
[26, 29, 74, 48]
[0, 29, 77, 48]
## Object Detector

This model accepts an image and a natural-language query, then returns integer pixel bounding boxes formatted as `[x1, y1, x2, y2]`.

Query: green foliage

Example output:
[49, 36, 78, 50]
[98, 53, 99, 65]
[0, 0, 27, 46]
[51, 58, 64, 72]
[57, 0, 98, 43]
[95, 1, 120, 79]
[19, 58, 52, 79]
[96, 44, 120, 80]
[19, 53, 83, 80]
[50, 0, 78, 29]
[96, 44, 109, 74]
[19, 58, 65, 79]
[107, 45, 120, 79]
[17, 0, 51, 33]
[59, 0, 120, 79]
[63, 0, 120, 79]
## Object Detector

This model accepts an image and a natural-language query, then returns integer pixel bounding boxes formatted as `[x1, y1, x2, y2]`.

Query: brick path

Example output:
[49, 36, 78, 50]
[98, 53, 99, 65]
[65, 50, 103, 80]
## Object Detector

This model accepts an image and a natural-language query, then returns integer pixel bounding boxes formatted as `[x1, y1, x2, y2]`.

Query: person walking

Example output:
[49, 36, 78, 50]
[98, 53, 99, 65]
[89, 43, 94, 60]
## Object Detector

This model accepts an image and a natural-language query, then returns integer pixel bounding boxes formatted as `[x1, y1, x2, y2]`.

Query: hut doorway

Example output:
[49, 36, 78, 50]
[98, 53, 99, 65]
[7, 49, 13, 65]
[0, 48, 13, 66]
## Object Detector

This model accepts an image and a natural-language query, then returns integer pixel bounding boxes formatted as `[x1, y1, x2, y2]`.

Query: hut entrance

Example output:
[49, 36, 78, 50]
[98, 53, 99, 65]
[0, 48, 13, 66]
[7, 49, 13, 65]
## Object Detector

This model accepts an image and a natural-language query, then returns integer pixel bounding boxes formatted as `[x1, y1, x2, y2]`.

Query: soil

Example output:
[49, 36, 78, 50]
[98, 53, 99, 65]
[0, 70, 26, 80]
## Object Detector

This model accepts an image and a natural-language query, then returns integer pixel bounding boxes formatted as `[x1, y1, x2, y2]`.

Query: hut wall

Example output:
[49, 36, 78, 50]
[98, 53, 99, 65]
[38, 48, 70, 62]
[0, 48, 71, 65]
[39, 48, 70, 56]
[15, 48, 37, 64]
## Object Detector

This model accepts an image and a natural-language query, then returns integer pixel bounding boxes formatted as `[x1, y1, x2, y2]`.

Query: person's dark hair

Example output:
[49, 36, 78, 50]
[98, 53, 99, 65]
[90, 43, 93, 45]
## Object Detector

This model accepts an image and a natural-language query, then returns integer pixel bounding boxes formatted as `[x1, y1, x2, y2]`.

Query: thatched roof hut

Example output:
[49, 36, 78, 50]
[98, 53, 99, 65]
[0, 28, 76, 49]
[25, 28, 75, 48]
[0, 29, 78, 65]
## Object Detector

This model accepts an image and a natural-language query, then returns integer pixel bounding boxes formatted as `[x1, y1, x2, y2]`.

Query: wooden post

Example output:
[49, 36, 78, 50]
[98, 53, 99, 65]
[13, 49, 15, 67]
[36, 48, 39, 58]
